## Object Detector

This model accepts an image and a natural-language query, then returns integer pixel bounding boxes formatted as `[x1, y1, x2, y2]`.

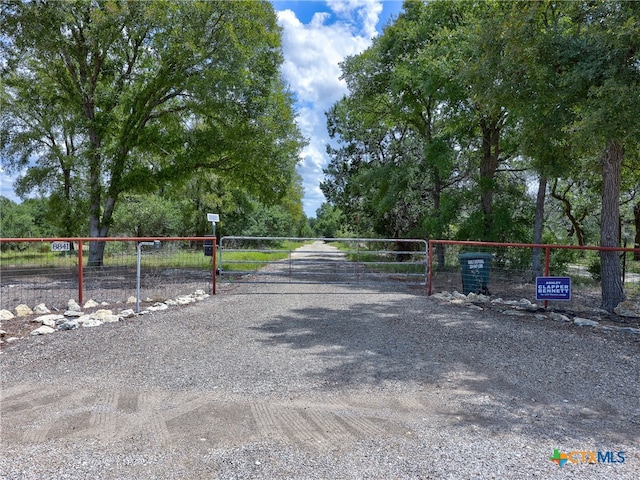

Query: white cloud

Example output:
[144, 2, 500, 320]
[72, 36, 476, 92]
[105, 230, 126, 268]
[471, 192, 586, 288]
[276, 1, 383, 217]
[326, 0, 383, 38]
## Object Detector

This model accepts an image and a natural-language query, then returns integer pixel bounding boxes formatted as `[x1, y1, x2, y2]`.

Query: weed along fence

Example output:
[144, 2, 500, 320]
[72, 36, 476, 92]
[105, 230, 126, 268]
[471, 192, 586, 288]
[218, 236, 428, 287]
[427, 240, 640, 311]
[0, 237, 217, 310]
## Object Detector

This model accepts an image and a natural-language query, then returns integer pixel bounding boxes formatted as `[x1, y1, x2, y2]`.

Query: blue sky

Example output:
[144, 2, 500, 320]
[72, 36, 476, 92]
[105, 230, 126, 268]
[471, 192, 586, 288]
[0, 1, 404, 218]
[272, 1, 404, 217]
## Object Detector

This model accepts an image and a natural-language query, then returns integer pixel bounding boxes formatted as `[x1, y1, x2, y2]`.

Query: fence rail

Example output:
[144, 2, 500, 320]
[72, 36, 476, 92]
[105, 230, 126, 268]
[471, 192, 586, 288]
[427, 240, 640, 311]
[0, 237, 216, 310]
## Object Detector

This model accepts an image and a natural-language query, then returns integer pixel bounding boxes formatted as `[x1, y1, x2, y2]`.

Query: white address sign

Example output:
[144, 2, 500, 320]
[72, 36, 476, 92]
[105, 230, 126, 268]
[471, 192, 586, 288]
[51, 241, 71, 252]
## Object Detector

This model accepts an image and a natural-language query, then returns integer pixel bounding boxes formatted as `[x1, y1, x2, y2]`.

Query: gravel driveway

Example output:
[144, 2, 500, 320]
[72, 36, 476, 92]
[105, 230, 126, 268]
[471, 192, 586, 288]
[1, 243, 639, 479]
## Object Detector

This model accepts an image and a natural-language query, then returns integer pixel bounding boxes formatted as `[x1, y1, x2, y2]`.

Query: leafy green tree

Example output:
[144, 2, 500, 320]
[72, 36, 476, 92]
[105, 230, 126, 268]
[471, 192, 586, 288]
[312, 203, 344, 238]
[111, 193, 182, 237]
[1, 0, 304, 265]
[324, 2, 466, 248]
[0, 197, 35, 241]
[243, 202, 297, 238]
[0, 196, 56, 245]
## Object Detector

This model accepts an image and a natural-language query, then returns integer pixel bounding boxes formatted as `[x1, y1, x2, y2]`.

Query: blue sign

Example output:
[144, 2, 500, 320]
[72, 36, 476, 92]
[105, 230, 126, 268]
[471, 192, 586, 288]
[536, 277, 571, 300]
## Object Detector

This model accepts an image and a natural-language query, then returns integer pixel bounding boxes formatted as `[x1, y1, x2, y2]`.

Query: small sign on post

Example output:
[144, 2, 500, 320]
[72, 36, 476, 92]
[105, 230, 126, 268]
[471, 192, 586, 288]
[536, 276, 571, 301]
[51, 241, 71, 252]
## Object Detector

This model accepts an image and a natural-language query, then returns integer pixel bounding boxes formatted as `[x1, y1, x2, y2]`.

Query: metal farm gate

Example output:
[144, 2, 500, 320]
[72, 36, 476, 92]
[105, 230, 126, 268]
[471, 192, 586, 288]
[217, 237, 428, 289]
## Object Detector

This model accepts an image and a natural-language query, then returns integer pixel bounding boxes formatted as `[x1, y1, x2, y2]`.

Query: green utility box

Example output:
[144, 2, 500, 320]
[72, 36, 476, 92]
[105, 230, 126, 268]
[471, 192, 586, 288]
[458, 252, 493, 295]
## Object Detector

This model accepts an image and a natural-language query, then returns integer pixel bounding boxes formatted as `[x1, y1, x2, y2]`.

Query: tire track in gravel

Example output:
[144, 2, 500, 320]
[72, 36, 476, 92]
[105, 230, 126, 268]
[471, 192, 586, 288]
[1, 384, 428, 450]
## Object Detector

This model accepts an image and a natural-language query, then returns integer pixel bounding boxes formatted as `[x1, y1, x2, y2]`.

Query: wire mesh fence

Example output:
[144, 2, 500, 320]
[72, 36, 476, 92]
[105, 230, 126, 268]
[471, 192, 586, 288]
[0, 237, 216, 311]
[428, 240, 640, 312]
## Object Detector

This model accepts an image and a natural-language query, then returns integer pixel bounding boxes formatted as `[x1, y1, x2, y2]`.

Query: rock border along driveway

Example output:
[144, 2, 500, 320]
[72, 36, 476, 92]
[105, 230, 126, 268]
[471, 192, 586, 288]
[1, 258, 639, 479]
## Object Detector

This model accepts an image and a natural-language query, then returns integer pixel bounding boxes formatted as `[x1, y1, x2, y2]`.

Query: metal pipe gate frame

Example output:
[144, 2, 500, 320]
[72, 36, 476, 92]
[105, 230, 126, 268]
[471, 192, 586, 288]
[218, 236, 429, 288]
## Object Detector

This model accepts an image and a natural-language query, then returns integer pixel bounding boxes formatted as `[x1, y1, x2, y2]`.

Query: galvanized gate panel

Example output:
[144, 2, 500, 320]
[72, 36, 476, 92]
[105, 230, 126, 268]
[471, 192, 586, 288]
[218, 237, 427, 288]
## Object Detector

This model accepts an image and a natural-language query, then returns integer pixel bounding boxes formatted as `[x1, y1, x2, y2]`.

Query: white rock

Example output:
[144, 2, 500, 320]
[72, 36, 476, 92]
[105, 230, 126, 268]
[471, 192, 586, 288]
[0, 310, 15, 321]
[574, 317, 599, 327]
[165, 299, 178, 306]
[148, 303, 168, 312]
[431, 292, 453, 301]
[81, 319, 103, 328]
[491, 298, 504, 304]
[502, 310, 526, 317]
[33, 314, 65, 325]
[452, 291, 467, 300]
[67, 299, 82, 312]
[175, 296, 196, 305]
[614, 300, 640, 318]
[83, 299, 99, 308]
[550, 312, 570, 322]
[90, 309, 119, 323]
[0, 329, 6, 337]
[119, 309, 136, 318]
[6, 337, 20, 343]
[31, 325, 56, 335]
[58, 319, 79, 331]
[33, 303, 51, 314]
[15, 304, 33, 317]
[194, 289, 207, 296]
[619, 327, 640, 334]
[127, 296, 136, 304]
[500, 300, 520, 306]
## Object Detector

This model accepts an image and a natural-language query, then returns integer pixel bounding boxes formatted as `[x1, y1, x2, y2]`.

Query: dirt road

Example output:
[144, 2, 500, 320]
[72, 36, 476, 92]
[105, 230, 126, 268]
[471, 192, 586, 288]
[1, 243, 638, 479]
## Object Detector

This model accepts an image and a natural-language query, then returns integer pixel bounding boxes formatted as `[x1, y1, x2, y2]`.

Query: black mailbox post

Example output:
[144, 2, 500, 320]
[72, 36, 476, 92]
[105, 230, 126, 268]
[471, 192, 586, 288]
[204, 235, 215, 256]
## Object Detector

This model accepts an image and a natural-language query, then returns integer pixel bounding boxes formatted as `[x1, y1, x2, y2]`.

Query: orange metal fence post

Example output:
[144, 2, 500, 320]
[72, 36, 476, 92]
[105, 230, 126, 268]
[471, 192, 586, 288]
[427, 240, 434, 296]
[543, 245, 551, 309]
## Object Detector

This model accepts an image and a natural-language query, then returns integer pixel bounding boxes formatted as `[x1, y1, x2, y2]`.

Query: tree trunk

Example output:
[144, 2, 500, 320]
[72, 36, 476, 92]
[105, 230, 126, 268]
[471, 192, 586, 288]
[532, 175, 547, 278]
[479, 116, 500, 239]
[600, 140, 625, 312]
[634, 201, 640, 261]
[430, 165, 446, 269]
[88, 148, 104, 267]
[550, 179, 586, 245]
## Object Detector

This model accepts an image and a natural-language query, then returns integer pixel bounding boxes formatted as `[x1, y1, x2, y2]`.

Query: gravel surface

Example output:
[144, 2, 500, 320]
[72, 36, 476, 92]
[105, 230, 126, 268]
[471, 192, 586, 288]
[1, 243, 639, 479]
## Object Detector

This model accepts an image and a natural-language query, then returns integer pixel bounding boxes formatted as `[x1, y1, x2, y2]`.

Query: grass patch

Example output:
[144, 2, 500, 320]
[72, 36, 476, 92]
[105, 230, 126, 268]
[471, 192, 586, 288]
[219, 240, 307, 272]
[328, 240, 426, 275]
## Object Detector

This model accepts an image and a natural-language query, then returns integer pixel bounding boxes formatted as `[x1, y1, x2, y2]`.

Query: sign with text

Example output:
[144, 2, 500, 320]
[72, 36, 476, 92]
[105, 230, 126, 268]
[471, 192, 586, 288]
[536, 276, 571, 301]
[51, 241, 71, 252]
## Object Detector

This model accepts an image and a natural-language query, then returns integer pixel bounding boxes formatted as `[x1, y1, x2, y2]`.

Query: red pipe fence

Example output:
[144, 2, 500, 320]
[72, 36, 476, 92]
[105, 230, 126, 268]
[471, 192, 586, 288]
[0, 237, 216, 310]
